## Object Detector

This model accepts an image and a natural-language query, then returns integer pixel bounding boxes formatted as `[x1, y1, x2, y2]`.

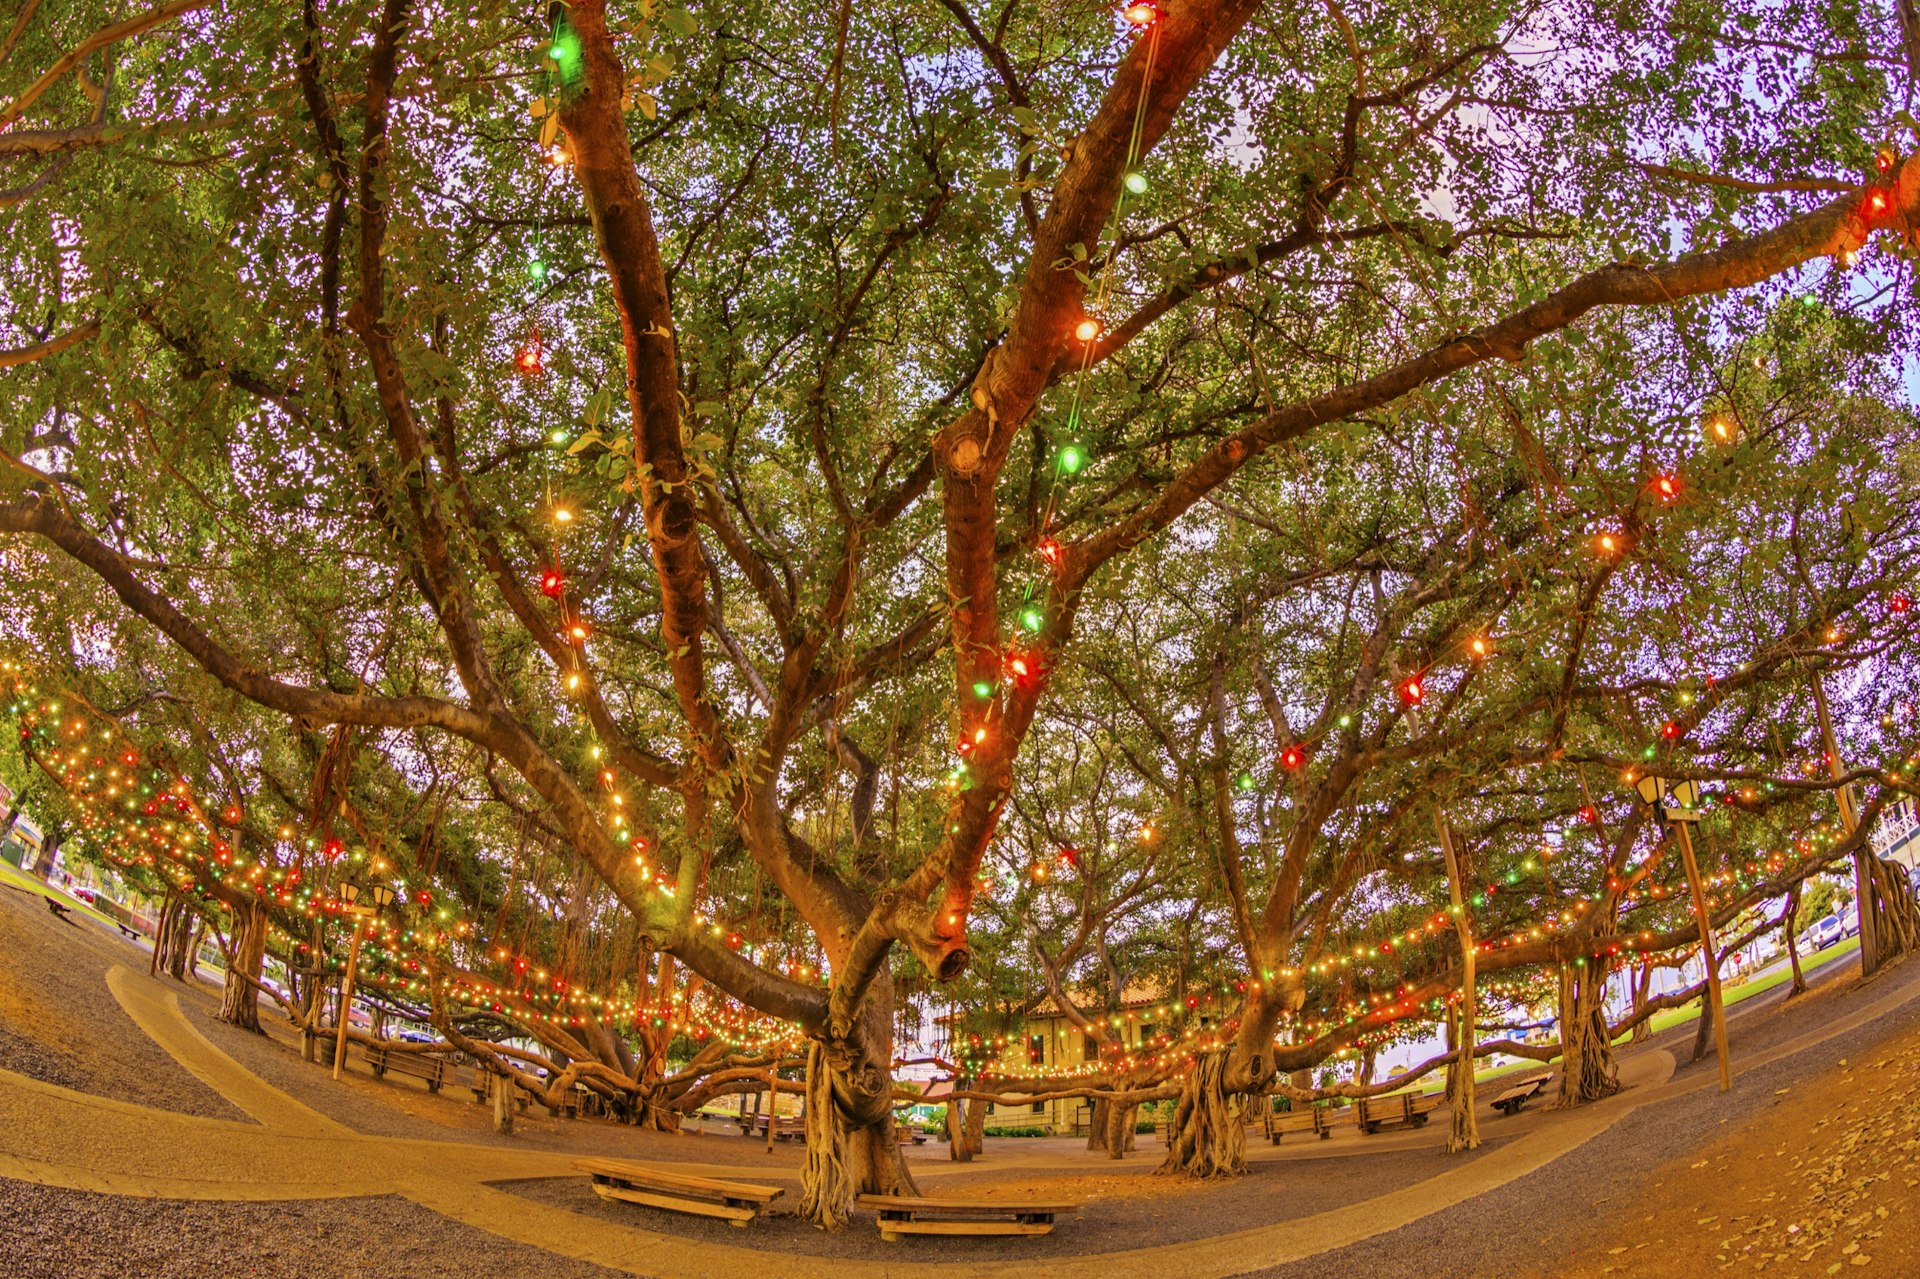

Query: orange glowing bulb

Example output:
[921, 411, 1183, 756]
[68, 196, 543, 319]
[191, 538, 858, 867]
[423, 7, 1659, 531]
[1074, 318, 1100, 342]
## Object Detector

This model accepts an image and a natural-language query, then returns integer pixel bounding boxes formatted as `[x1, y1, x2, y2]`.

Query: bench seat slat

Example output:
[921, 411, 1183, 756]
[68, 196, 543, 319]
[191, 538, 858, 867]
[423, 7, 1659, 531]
[574, 1158, 784, 1203]
[854, 1194, 1079, 1216]
[876, 1220, 1054, 1240]
[591, 1182, 760, 1226]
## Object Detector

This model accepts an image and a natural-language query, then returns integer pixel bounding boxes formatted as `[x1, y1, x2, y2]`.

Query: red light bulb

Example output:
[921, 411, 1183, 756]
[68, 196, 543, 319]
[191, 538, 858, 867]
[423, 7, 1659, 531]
[540, 569, 566, 598]
[1399, 674, 1425, 706]
[1281, 745, 1306, 770]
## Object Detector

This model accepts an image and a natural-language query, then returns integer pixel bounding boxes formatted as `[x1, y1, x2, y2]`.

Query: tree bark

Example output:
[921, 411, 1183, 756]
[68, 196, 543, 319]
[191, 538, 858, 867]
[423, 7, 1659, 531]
[216, 898, 267, 1032]
[1783, 884, 1809, 996]
[962, 1086, 987, 1157]
[798, 1038, 916, 1229]
[1158, 1051, 1246, 1177]
[492, 1070, 515, 1134]
[1554, 958, 1620, 1107]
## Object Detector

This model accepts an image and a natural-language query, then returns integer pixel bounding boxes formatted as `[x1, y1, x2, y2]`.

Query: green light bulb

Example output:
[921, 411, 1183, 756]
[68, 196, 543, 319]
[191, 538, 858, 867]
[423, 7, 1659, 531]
[1020, 608, 1044, 632]
[1057, 445, 1085, 474]
[529, 258, 547, 279]
[551, 430, 569, 444]
[1124, 171, 1149, 195]
[972, 681, 994, 699]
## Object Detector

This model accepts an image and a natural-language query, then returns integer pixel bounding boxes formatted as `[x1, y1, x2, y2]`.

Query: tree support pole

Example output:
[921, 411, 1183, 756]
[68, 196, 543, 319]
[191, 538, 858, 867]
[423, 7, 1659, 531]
[1436, 811, 1479, 1152]
[1811, 673, 1878, 977]
[332, 911, 367, 1082]
[1674, 822, 1731, 1092]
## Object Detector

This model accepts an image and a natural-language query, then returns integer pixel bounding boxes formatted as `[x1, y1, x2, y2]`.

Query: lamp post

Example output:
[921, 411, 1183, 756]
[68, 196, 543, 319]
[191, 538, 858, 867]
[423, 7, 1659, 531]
[1631, 772, 1731, 1092]
[332, 880, 396, 1081]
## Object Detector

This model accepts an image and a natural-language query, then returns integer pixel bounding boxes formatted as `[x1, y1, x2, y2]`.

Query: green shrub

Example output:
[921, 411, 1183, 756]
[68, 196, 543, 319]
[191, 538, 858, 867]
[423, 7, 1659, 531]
[983, 1125, 1049, 1138]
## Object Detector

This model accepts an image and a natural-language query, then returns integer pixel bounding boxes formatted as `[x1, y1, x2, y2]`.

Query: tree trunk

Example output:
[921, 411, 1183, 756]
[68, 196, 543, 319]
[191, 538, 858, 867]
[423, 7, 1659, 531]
[1554, 958, 1620, 1107]
[1159, 1051, 1246, 1177]
[1862, 854, 1920, 962]
[962, 1087, 987, 1157]
[1103, 1096, 1138, 1159]
[1690, 946, 1716, 1064]
[945, 1094, 969, 1161]
[1783, 885, 1809, 997]
[1628, 958, 1654, 1042]
[150, 891, 174, 977]
[798, 1038, 917, 1229]
[217, 899, 267, 1032]
[183, 913, 207, 980]
[1084, 1095, 1109, 1152]
[493, 1071, 515, 1134]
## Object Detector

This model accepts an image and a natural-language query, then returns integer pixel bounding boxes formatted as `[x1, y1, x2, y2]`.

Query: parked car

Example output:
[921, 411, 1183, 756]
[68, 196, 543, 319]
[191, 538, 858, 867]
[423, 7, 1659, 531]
[1842, 905, 1860, 939]
[1803, 915, 1843, 950]
[69, 886, 98, 905]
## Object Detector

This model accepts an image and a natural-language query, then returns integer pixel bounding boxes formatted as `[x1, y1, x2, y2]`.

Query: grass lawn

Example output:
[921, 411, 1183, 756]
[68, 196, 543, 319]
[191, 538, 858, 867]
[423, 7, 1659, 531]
[1393, 942, 1866, 1096]
[0, 857, 129, 932]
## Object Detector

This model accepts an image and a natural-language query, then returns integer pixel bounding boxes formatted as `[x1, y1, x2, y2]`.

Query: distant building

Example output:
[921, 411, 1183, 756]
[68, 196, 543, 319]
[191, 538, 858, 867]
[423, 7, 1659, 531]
[935, 986, 1173, 1134]
[1871, 796, 1919, 873]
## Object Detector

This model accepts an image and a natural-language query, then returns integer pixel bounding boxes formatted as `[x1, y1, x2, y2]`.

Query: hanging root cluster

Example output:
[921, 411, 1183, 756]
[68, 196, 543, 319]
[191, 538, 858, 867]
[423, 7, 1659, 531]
[1866, 854, 1920, 959]
[1555, 959, 1621, 1107]
[1158, 1052, 1247, 1178]
[799, 1041, 856, 1230]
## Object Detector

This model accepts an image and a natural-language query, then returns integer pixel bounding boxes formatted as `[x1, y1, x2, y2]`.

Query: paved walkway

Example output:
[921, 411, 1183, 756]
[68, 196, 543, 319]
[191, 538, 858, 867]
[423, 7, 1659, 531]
[0, 959, 1908, 1278]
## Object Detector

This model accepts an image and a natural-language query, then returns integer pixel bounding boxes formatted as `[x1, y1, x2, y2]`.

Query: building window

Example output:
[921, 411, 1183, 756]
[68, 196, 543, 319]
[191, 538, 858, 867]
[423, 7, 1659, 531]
[1027, 1034, 1045, 1065]
[1032, 1100, 1045, 1114]
[1081, 1033, 1099, 1062]
[1139, 1023, 1157, 1046]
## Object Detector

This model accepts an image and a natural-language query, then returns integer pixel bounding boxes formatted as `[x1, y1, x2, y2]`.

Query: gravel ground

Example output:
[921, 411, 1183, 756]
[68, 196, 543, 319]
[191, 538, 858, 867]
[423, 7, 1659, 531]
[503, 1132, 1520, 1261]
[1249, 950, 1920, 1279]
[0, 884, 241, 1121]
[0, 1179, 625, 1279]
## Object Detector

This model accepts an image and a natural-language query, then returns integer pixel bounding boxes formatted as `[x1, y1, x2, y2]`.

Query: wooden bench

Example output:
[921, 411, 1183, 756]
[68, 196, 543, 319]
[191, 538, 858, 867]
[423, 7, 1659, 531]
[575, 1158, 783, 1228]
[364, 1044, 451, 1093]
[736, 1114, 805, 1141]
[1491, 1075, 1550, 1116]
[856, 1194, 1081, 1242]
[468, 1069, 530, 1112]
[1355, 1091, 1444, 1134]
[1267, 1105, 1336, 1143]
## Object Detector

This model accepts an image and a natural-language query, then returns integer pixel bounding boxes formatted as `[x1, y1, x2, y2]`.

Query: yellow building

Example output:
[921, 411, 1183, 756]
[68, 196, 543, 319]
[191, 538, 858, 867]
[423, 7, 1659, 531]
[941, 987, 1189, 1135]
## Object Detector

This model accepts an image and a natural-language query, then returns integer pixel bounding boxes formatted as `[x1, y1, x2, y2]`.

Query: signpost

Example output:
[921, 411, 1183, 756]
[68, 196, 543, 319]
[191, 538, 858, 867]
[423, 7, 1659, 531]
[332, 880, 396, 1082]
[1631, 773, 1731, 1092]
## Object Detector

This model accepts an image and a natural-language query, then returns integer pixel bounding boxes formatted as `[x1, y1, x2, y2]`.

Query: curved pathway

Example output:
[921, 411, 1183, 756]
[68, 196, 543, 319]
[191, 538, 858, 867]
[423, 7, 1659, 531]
[0, 960, 1909, 1279]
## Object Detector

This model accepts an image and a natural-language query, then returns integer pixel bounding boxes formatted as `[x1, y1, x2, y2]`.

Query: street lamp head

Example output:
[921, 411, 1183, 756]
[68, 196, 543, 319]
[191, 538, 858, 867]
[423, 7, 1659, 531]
[340, 880, 360, 905]
[1669, 778, 1700, 810]
[370, 883, 396, 910]
[1634, 774, 1664, 807]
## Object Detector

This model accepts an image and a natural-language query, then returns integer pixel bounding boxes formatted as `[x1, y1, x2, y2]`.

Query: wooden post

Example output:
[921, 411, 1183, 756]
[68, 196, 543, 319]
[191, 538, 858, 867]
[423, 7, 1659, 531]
[1435, 812, 1478, 1152]
[765, 1067, 778, 1153]
[332, 911, 367, 1082]
[1674, 822, 1732, 1092]
[493, 1071, 515, 1134]
[1811, 674, 1877, 977]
